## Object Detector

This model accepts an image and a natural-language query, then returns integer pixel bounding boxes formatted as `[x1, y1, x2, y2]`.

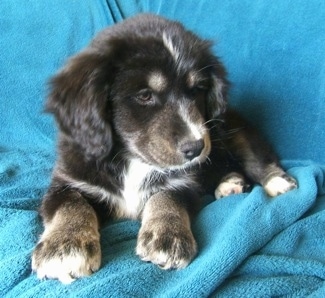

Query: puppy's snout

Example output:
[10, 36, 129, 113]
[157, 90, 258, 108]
[180, 139, 204, 161]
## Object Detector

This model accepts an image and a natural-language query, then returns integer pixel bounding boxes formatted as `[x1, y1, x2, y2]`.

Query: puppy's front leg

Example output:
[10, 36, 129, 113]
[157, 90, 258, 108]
[136, 191, 197, 269]
[32, 189, 101, 284]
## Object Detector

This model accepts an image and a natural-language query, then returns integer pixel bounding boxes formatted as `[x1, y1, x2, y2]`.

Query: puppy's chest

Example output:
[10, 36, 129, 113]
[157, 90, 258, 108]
[120, 159, 156, 217]
[117, 159, 191, 219]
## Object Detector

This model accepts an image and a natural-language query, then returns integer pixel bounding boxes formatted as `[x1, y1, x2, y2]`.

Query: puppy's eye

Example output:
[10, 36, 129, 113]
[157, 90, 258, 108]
[135, 89, 153, 103]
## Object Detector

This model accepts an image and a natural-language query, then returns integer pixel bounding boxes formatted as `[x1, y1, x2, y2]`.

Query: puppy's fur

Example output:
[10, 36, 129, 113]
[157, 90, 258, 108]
[32, 14, 297, 283]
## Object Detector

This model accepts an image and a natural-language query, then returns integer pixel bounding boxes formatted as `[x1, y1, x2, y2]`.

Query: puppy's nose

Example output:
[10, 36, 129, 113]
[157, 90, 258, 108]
[180, 139, 204, 160]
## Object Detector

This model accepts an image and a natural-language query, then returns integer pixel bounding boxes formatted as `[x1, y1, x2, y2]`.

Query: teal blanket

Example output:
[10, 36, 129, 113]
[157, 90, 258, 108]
[1, 1, 325, 297]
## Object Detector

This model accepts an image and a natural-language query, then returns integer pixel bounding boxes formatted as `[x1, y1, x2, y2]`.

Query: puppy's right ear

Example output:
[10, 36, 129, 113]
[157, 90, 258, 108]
[46, 50, 114, 159]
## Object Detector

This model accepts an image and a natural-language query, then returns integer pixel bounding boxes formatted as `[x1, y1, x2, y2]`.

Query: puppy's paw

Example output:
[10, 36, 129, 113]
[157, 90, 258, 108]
[215, 172, 246, 199]
[136, 221, 197, 269]
[32, 229, 101, 284]
[264, 174, 298, 197]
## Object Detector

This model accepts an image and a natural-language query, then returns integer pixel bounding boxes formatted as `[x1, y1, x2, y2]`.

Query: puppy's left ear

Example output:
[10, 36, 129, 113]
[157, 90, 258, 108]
[206, 61, 228, 119]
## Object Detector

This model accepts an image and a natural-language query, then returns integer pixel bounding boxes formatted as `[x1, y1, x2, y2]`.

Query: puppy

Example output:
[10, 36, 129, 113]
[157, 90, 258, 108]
[32, 14, 297, 283]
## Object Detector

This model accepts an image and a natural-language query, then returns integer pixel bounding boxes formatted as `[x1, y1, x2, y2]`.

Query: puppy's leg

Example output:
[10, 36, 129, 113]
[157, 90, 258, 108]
[136, 191, 197, 269]
[224, 110, 297, 197]
[32, 189, 101, 284]
[261, 164, 298, 197]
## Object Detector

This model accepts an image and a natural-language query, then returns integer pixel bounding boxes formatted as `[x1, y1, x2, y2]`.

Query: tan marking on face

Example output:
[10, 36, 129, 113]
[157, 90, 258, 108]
[148, 71, 167, 92]
[187, 71, 201, 89]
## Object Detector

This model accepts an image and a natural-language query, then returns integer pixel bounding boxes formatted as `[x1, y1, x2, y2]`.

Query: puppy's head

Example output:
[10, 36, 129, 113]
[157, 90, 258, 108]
[47, 14, 227, 169]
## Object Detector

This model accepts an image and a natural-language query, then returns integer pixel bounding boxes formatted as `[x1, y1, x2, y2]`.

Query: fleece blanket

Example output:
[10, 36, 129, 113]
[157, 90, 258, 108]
[1, 0, 325, 297]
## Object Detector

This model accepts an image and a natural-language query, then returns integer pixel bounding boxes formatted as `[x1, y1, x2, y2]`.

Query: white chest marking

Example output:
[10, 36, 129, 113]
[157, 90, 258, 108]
[121, 158, 154, 218]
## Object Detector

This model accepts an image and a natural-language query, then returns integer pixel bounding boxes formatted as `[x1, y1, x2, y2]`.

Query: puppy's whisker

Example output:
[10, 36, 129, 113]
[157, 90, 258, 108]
[196, 63, 221, 74]
[210, 138, 225, 142]
[226, 127, 245, 133]
[111, 150, 124, 164]
[207, 124, 221, 131]
[202, 119, 216, 126]
[204, 156, 212, 166]
[202, 118, 224, 126]
[220, 128, 245, 137]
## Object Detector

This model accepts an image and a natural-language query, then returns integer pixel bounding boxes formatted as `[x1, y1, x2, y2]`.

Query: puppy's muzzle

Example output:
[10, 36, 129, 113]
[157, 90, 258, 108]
[180, 139, 205, 161]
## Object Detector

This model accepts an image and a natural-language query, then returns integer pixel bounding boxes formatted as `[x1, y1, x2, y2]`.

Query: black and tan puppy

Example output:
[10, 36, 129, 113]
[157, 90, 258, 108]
[32, 14, 297, 283]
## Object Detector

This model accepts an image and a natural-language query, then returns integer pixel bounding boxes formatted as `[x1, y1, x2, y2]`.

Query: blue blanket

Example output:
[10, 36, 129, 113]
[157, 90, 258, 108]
[1, 0, 325, 297]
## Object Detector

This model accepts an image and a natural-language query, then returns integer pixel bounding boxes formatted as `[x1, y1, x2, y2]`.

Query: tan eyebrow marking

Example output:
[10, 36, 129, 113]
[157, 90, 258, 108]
[148, 71, 167, 92]
[187, 71, 207, 88]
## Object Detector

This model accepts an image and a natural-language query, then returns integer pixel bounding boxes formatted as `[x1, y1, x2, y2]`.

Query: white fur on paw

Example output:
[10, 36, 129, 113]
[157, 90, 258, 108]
[136, 223, 197, 270]
[32, 231, 101, 284]
[215, 176, 245, 199]
[264, 175, 297, 197]
[139, 249, 190, 270]
[32, 253, 99, 284]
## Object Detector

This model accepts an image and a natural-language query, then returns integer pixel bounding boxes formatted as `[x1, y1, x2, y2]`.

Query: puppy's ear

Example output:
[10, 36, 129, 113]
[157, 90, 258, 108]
[206, 61, 228, 119]
[47, 50, 113, 159]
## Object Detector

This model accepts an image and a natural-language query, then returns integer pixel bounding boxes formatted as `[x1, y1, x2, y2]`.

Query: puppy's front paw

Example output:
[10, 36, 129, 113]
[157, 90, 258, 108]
[215, 172, 247, 199]
[264, 174, 298, 197]
[32, 229, 101, 284]
[136, 221, 197, 269]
